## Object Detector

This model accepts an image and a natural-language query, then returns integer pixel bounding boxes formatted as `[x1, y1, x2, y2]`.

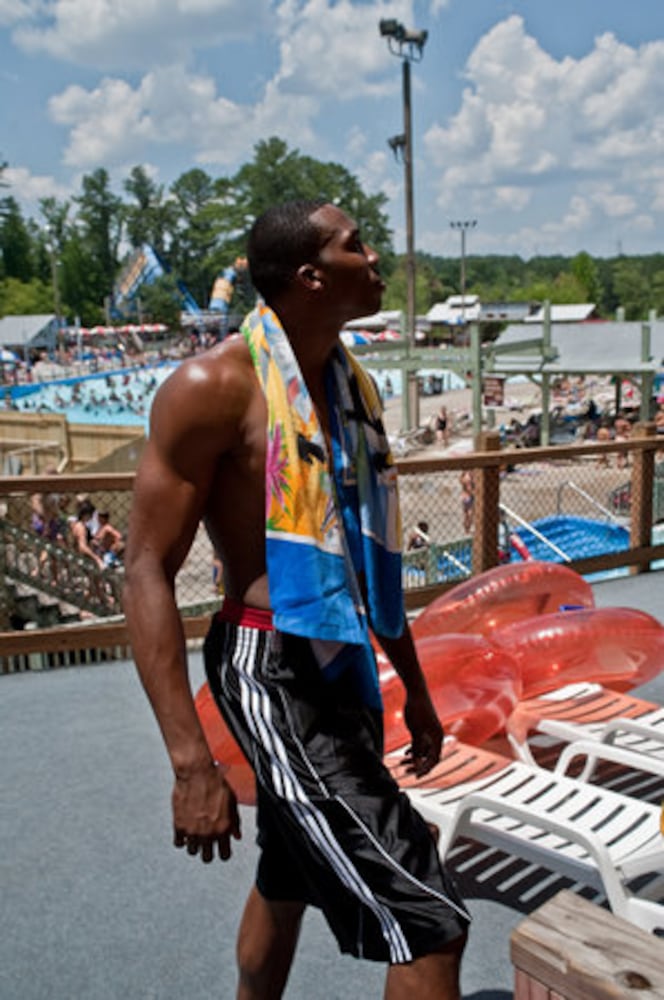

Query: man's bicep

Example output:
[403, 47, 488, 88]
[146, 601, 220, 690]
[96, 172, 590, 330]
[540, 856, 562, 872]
[128, 437, 216, 578]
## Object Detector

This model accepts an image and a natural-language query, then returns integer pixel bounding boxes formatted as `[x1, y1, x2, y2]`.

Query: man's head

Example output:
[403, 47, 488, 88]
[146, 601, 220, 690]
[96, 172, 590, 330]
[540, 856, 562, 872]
[248, 200, 327, 304]
[247, 200, 383, 323]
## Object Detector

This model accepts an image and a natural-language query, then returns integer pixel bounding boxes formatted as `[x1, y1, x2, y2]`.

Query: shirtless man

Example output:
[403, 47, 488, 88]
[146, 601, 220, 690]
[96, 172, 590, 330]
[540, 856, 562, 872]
[123, 200, 469, 1000]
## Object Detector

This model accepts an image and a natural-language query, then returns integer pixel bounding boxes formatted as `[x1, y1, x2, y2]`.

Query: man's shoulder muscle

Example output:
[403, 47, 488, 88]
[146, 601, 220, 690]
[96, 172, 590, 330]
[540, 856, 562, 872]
[150, 337, 255, 454]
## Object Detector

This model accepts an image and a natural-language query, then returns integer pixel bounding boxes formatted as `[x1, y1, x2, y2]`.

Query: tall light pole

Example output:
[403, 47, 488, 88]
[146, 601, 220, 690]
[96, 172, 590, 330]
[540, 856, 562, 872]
[379, 18, 428, 430]
[380, 18, 427, 429]
[450, 219, 476, 326]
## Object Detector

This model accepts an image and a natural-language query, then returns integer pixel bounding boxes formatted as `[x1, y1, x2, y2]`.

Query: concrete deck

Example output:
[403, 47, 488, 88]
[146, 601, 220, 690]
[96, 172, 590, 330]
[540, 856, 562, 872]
[2, 570, 663, 1000]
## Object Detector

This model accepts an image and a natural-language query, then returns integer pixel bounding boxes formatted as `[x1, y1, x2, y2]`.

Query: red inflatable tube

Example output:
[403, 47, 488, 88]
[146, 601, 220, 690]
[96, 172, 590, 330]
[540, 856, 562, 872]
[381, 633, 521, 751]
[196, 632, 522, 803]
[412, 561, 594, 641]
[490, 606, 664, 698]
[194, 682, 257, 806]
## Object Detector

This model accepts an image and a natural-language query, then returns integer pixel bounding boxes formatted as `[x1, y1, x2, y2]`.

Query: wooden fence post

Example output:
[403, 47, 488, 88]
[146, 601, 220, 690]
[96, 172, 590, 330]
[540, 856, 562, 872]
[472, 431, 502, 575]
[629, 421, 656, 574]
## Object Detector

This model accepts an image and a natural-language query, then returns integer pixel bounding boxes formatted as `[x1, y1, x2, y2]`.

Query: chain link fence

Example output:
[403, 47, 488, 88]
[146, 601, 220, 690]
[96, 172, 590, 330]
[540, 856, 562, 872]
[2, 428, 663, 670]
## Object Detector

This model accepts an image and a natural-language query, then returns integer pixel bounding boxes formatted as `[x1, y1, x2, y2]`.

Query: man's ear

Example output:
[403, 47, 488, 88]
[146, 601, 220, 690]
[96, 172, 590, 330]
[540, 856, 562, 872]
[296, 263, 324, 291]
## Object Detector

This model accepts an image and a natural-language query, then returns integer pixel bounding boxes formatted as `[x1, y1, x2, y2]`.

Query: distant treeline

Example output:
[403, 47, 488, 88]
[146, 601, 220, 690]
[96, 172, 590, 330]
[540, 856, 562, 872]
[1, 139, 662, 326]
[383, 249, 664, 322]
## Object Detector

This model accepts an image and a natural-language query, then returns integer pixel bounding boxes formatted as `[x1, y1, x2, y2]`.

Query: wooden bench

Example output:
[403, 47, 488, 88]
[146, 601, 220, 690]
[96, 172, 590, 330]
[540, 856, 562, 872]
[511, 890, 664, 999]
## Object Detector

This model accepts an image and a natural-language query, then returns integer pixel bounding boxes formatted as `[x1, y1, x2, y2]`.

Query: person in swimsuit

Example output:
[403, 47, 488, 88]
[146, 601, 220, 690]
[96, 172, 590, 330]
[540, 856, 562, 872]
[434, 404, 449, 447]
[123, 200, 469, 1000]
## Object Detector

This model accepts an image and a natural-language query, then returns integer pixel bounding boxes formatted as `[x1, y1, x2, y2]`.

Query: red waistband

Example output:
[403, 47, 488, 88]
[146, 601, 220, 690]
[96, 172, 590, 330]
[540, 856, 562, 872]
[215, 597, 273, 631]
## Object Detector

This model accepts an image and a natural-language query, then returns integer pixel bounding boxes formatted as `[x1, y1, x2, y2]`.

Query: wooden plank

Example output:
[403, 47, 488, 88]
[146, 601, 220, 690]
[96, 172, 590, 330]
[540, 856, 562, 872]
[511, 891, 664, 1000]
[0, 472, 134, 495]
[514, 968, 553, 1000]
[0, 614, 210, 656]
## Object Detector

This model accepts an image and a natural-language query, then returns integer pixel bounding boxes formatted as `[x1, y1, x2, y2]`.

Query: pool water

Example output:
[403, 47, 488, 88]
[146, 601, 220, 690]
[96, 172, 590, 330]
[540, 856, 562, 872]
[9, 362, 178, 430]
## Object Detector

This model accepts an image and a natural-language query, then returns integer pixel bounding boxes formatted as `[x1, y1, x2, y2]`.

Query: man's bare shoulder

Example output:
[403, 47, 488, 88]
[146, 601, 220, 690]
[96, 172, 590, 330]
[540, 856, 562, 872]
[151, 335, 255, 431]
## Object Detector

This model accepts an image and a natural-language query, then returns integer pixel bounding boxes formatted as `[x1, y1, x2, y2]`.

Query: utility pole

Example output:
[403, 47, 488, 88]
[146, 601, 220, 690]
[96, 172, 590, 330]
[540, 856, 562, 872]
[450, 220, 477, 328]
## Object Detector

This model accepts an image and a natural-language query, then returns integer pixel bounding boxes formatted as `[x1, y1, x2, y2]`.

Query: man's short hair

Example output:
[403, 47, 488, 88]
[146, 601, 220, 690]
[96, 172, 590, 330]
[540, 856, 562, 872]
[247, 199, 328, 304]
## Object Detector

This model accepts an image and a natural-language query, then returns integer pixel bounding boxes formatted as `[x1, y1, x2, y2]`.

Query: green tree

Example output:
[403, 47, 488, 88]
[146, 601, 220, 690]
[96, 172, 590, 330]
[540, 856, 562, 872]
[225, 137, 393, 267]
[383, 254, 449, 313]
[0, 197, 34, 282]
[123, 165, 176, 258]
[650, 270, 664, 317]
[168, 168, 219, 308]
[136, 273, 183, 328]
[612, 260, 650, 320]
[75, 168, 123, 308]
[0, 276, 52, 316]
[570, 251, 602, 303]
[59, 228, 105, 325]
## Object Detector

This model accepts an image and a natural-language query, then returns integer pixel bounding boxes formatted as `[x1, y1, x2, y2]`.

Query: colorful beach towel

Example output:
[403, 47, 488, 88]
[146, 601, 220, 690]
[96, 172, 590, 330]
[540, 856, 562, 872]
[242, 303, 404, 707]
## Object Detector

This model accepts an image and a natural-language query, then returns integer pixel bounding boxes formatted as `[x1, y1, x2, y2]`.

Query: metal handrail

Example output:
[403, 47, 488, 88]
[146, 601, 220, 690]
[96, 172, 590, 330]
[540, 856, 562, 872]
[1, 520, 122, 617]
[437, 546, 472, 577]
[556, 480, 619, 523]
[499, 503, 571, 562]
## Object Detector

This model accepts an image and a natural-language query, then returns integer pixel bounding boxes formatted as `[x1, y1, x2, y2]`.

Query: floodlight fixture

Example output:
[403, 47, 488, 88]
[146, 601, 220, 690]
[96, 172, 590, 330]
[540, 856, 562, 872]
[387, 133, 406, 160]
[379, 18, 427, 60]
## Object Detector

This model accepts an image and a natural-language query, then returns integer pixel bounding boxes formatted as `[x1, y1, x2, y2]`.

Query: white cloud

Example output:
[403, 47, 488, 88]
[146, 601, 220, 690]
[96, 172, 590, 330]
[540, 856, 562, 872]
[0, 0, 35, 27]
[345, 125, 400, 205]
[3, 165, 71, 208]
[423, 15, 664, 252]
[39, 0, 421, 176]
[273, 0, 414, 99]
[591, 187, 635, 218]
[47, 64, 320, 171]
[13, 0, 270, 70]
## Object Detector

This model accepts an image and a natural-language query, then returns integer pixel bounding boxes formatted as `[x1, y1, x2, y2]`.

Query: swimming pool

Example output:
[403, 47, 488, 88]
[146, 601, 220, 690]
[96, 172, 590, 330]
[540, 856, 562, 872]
[6, 361, 465, 431]
[7, 362, 178, 430]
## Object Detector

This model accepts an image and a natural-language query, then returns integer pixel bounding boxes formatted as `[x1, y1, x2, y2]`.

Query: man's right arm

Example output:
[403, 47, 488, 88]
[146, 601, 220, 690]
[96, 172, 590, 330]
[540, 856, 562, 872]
[123, 350, 247, 861]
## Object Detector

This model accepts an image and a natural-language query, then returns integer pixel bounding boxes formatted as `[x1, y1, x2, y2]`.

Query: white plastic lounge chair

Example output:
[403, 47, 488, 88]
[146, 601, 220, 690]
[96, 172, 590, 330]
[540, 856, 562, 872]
[506, 682, 664, 782]
[388, 737, 664, 933]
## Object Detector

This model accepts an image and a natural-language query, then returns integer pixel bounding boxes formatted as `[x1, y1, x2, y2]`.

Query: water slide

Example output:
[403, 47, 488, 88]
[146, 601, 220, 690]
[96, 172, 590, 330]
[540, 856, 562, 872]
[112, 244, 202, 320]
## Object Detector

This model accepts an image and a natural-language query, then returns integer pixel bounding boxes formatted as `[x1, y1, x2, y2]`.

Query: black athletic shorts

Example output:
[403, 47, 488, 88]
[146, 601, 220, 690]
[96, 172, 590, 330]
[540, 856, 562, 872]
[203, 602, 470, 964]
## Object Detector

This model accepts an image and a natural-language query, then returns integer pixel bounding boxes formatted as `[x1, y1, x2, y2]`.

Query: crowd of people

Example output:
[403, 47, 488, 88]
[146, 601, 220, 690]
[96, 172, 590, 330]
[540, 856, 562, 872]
[29, 483, 125, 582]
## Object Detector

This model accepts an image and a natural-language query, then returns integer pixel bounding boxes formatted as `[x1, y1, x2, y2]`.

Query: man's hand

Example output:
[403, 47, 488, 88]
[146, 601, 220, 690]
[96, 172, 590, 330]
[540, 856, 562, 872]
[172, 761, 241, 863]
[403, 691, 444, 777]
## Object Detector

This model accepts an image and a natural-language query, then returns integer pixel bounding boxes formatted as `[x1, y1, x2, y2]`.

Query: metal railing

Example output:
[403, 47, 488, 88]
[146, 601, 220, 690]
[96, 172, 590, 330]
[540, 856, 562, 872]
[556, 480, 620, 523]
[499, 502, 571, 562]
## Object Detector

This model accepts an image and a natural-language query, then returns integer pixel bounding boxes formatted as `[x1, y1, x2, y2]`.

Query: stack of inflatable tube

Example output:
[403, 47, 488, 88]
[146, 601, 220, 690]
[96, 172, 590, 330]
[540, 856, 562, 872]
[194, 682, 257, 805]
[195, 562, 664, 806]
[490, 606, 664, 697]
[381, 634, 521, 752]
[411, 561, 595, 640]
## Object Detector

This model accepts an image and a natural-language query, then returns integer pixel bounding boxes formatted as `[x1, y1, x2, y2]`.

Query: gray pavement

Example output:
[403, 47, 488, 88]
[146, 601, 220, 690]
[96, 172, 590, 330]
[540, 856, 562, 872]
[2, 570, 664, 1000]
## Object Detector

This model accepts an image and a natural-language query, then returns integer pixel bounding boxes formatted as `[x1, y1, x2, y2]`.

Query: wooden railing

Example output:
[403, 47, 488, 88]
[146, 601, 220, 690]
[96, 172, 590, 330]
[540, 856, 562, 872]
[1, 425, 663, 670]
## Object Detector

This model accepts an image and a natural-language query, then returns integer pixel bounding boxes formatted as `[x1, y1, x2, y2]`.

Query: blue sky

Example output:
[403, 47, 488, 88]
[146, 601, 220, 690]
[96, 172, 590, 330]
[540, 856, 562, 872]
[2, 0, 664, 260]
